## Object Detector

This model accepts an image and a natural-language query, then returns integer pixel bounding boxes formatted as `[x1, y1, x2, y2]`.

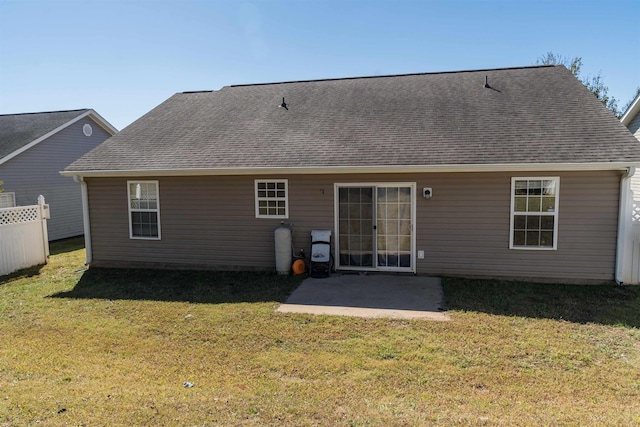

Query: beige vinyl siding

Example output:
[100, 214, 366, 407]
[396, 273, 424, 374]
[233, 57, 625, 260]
[417, 171, 620, 281]
[0, 119, 112, 240]
[88, 175, 335, 269]
[87, 170, 621, 282]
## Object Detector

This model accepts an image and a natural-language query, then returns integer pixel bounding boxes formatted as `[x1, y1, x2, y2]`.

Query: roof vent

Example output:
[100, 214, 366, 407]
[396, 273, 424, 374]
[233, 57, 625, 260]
[484, 76, 490, 89]
[278, 97, 288, 110]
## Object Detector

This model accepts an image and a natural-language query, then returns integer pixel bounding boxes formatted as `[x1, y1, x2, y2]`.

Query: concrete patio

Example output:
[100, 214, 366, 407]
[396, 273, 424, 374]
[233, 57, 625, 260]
[277, 273, 449, 320]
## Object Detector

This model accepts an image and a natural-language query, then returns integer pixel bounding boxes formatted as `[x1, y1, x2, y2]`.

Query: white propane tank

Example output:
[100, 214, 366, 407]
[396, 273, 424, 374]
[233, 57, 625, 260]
[274, 225, 292, 275]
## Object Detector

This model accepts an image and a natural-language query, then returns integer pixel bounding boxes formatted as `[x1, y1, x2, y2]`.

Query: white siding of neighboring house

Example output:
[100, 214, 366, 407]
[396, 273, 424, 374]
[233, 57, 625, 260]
[0, 119, 112, 240]
[629, 111, 640, 139]
[627, 111, 640, 284]
[626, 111, 640, 205]
[632, 177, 640, 203]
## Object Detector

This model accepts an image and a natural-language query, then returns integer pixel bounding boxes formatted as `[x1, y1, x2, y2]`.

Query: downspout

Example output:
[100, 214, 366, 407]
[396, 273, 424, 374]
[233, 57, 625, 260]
[615, 166, 635, 284]
[73, 175, 92, 266]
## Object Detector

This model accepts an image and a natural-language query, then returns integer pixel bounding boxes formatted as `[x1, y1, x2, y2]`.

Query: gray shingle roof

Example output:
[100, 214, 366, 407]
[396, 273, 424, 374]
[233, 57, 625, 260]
[66, 66, 640, 173]
[0, 109, 90, 160]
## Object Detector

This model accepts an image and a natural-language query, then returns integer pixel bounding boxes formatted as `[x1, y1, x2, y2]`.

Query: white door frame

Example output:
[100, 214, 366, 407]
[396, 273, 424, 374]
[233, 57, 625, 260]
[333, 182, 416, 273]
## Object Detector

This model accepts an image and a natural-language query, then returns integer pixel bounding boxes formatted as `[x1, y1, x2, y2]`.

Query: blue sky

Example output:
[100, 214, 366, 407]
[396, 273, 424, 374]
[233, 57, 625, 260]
[1, 0, 638, 131]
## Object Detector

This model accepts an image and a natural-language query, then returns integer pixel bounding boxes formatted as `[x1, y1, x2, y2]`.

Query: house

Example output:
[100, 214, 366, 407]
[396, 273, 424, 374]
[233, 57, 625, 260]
[621, 92, 640, 201]
[620, 92, 640, 284]
[62, 65, 640, 284]
[621, 92, 640, 139]
[1, 109, 117, 240]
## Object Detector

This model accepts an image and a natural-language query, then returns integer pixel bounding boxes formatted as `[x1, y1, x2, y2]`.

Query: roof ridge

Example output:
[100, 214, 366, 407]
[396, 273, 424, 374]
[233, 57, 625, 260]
[181, 90, 215, 94]
[0, 108, 89, 117]
[227, 65, 557, 89]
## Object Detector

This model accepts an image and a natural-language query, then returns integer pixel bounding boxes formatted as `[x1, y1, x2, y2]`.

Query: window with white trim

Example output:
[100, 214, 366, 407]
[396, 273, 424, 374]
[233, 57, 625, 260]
[0, 192, 16, 209]
[128, 181, 161, 239]
[255, 179, 288, 218]
[510, 177, 559, 250]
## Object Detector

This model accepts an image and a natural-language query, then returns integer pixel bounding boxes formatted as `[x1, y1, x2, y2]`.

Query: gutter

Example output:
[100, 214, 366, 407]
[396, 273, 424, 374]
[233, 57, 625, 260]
[61, 161, 640, 178]
[615, 166, 635, 284]
[73, 175, 92, 266]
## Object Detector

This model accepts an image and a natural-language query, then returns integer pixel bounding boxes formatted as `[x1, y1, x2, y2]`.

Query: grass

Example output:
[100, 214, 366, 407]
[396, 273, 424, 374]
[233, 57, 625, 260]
[443, 278, 640, 328]
[0, 238, 639, 426]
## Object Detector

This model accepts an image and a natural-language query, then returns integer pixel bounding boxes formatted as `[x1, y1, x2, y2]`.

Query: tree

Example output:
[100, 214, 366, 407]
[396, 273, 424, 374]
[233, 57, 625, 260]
[537, 52, 582, 75]
[536, 52, 620, 117]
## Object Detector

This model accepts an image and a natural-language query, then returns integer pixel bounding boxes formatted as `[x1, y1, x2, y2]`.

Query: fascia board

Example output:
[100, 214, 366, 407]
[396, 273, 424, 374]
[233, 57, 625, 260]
[0, 110, 117, 166]
[61, 162, 640, 178]
[621, 94, 640, 126]
[86, 109, 118, 135]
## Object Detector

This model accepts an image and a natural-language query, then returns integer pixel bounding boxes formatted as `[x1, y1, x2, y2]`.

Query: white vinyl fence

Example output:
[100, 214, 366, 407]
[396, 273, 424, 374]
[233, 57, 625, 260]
[0, 196, 50, 276]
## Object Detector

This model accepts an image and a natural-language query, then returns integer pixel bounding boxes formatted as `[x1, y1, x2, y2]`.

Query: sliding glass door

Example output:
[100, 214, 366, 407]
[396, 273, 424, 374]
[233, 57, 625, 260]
[336, 183, 415, 272]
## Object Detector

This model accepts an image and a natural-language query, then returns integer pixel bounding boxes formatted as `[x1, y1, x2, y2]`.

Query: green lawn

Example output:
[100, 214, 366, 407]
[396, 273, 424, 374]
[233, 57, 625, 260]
[1, 238, 639, 426]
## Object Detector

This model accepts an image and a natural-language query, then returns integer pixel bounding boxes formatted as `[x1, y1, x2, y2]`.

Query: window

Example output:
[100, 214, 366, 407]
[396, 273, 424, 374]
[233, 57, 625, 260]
[510, 177, 559, 250]
[255, 179, 288, 218]
[0, 192, 16, 209]
[128, 181, 160, 239]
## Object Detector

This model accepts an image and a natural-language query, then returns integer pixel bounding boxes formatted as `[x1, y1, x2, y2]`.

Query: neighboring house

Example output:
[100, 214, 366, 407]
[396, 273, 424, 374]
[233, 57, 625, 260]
[63, 65, 640, 284]
[621, 92, 640, 204]
[620, 92, 640, 284]
[621, 93, 640, 139]
[1, 109, 117, 240]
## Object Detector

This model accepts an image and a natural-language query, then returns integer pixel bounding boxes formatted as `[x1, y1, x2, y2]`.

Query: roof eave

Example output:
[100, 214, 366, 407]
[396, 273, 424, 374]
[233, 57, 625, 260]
[621, 93, 640, 126]
[61, 162, 640, 178]
[87, 109, 119, 135]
